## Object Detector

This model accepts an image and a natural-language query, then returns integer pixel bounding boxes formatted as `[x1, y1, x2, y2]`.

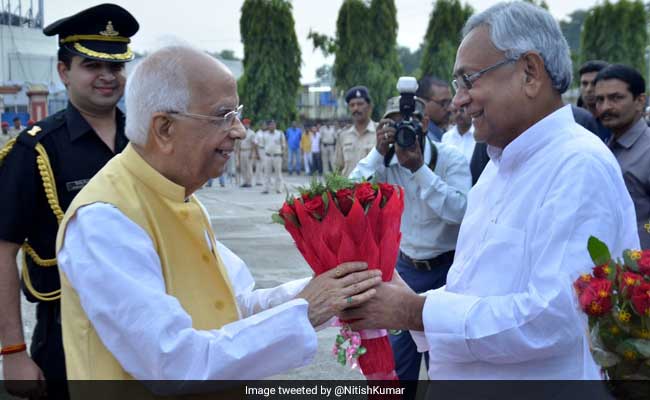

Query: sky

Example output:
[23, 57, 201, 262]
[42, 0, 601, 83]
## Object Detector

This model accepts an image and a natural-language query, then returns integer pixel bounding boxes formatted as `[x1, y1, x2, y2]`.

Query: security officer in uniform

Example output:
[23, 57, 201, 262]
[334, 86, 377, 177]
[0, 4, 138, 398]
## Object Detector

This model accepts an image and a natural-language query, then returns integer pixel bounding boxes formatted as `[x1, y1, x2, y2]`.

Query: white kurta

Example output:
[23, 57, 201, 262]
[58, 203, 317, 382]
[442, 125, 476, 162]
[411, 105, 640, 379]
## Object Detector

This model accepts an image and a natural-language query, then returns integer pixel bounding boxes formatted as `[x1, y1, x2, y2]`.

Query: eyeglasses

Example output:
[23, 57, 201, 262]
[452, 58, 517, 92]
[168, 104, 244, 127]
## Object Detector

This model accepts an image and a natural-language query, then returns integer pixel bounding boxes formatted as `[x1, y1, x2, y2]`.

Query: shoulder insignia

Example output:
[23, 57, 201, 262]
[27, 126, 42, 136]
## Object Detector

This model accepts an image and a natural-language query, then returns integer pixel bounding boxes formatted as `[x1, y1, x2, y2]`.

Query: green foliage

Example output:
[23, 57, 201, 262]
[311, 0, 402, 120]
[523, 0, 549, 10]
[588, 236, 612, 266]
[398, 46, 423, 76]
[580, 0, 647, 79]
[419, 0, 473, 82]
[239, 0, 301, 128]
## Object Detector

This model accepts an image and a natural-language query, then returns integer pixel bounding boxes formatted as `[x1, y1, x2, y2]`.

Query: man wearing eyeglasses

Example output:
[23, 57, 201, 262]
[340, 1, 638, 380]
[415, 76, 453, 142]
[0, 5, 138, 398]
[53, 46, 381, 390]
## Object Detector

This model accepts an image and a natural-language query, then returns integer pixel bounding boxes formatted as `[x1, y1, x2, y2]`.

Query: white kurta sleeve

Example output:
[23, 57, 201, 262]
[215, 240, 311, 318]
[412, 145, 470, 224]
[57, 203, 318, 382]
[348, 147, 386, 181]
[420, 155, 638, 364]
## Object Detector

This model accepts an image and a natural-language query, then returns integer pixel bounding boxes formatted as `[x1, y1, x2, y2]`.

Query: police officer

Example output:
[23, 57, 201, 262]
[0, 4, 138, 398]
[320, 121, 337, 173]
[334, 86, 377, 177]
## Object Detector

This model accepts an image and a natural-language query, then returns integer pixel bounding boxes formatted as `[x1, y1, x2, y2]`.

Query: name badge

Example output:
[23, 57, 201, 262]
[66, 179, 90, 192]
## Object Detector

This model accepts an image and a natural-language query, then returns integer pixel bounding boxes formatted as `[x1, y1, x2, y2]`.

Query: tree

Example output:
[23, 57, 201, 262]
[310, 0, 402, 119]
[218, 50, 238, 60]
[398, 46, 423, 76]
[581, 0, 647, 78]
[239, 0, 301, 127]
[560, 9, 589, 88]
[419, 0, 473, 82]
[366, 0, 402, 119]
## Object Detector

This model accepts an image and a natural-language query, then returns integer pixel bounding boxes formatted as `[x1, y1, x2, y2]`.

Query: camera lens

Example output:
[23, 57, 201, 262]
[395, 122, 416, 148]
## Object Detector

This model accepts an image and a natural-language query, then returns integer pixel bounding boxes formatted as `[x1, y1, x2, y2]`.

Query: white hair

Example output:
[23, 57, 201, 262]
[124, 45, 193, 145]
[462, 1, 573, 94]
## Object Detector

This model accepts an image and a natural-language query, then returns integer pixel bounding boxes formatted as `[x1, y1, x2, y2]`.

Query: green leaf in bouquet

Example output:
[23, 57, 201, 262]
[588, 236, 611, 266]
[623, 250, 640, 272]
[615, 339, 642, 362]
[271, 213, 285, 226]
[321, 192, 329, 212]
[607, 260, 618, 282]
[628, 339, 650, 358]
[591, 324, 622, 368]
[324, 172, 354, 192]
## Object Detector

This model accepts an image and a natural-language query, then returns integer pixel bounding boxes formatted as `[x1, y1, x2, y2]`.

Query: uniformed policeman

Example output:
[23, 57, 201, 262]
[334, 86, 378, 177]
[0, 4, 138, 398]
[237, 118, 255, 187]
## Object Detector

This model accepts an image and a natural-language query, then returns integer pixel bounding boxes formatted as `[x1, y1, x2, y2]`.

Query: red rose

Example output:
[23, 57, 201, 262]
[573, 273, 593, 296]
[303, 194, 325, 220]
[279, 201, 299, 227]
[354, 182, 376, 207]
[631, 282, 650, 317]
[592, 263, 612, 279]
[379, 183, 395, 203]
[335, 188, 354, 216]
[638, 250, 650, 276]
[578, 278, 613, 316]
[619, 271, 644, 298]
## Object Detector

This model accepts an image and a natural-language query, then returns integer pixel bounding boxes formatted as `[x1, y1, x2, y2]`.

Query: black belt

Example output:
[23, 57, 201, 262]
[399, 250, 455, 271]
[265, 153, 283, 157]
[323, 143, 335, 146]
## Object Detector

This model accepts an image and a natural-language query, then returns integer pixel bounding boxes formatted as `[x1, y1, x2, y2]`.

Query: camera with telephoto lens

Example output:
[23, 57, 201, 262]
[394, 77, 424, 148]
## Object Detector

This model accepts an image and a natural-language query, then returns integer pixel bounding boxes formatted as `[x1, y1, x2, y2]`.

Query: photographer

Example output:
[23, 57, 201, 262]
[349, 79, 471, 381]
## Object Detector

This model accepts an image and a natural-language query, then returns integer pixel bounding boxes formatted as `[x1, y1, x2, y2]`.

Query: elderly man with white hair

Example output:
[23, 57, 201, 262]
[340, 1, 639, 379]
[53, 45, 381, 391]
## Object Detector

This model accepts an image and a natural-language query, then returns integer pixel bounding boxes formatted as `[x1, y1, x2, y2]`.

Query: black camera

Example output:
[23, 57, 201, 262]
[394, 77, 424, 148]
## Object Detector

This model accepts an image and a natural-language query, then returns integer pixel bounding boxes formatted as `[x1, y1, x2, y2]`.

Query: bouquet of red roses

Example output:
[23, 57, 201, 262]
[273, 174, 404, 380]
[574, 236, 650, 385]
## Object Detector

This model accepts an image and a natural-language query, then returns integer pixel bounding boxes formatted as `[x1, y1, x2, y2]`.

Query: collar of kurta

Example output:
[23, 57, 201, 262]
[120, 143, 188, 203]
[612, 117, 649, 150]
[487, 104, 573, 171]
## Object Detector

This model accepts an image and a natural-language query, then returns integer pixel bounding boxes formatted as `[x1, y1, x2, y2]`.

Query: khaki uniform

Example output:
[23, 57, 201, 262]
[334, 120, 377, 177]
[261, 129, 285, 193]
[237, 128, 255, 186]
[253, 129, 266, 185]
[320, 125, 337, 173]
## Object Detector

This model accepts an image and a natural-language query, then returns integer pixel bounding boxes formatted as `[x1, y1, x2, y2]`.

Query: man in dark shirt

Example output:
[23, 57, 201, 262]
[577, 60, 612, 142]
[595, 64, 650, 248]
[0, 5, 138, 398]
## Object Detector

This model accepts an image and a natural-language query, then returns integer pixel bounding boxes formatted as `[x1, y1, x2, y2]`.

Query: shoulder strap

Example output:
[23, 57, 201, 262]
[427, 137, 438, 171]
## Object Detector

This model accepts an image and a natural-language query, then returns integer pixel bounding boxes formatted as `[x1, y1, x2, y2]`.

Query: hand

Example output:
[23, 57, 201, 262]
[395, 135, 424, 173]
[338, 271, 425, 331]
[3, 352, 47, 399]
[297, 262, 382, 327]
[375, 118, 396, 156]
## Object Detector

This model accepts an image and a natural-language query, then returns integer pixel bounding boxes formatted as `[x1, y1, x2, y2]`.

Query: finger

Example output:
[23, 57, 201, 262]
[329, 261, 368, 278]
[341, 275, 382, 298]
[338, 269, 382, 287]
[339, 288, 376, 311]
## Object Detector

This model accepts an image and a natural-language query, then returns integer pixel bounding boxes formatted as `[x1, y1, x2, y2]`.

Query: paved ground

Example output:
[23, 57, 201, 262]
[2, 174, 426, 381]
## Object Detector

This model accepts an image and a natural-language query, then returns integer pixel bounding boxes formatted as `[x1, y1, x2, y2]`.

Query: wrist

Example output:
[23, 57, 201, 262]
[405, 293, 425, 331]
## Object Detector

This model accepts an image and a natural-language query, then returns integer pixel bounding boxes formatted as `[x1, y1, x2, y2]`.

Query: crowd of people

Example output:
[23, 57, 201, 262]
[0, 1, 649, 399]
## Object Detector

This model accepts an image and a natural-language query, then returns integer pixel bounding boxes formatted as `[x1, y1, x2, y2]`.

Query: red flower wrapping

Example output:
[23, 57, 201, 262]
[578, 278, 613, 316]
[278, 183, 405, 380]
[631, 282, 650, 317]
